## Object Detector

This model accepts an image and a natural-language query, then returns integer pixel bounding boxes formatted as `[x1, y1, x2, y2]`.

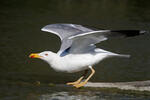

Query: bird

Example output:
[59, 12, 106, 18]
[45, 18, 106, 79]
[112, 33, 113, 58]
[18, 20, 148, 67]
[29, 23, 146, 88]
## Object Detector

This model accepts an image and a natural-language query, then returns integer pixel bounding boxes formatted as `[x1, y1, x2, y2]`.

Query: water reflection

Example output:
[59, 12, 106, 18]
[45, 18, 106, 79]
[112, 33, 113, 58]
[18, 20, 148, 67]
[0, 82, 150, 100]
[39, 91, 149, 100]
[40, 92, 99, 100]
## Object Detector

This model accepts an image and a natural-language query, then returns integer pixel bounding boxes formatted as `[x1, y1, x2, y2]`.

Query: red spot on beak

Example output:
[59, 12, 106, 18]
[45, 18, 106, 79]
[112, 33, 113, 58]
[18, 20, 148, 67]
[30, 55, 35, 58]
[29, 53, 40, 58]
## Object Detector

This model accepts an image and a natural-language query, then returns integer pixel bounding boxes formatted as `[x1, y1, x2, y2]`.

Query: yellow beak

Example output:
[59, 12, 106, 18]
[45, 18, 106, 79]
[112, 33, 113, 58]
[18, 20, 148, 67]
[29, 53, 41, 58]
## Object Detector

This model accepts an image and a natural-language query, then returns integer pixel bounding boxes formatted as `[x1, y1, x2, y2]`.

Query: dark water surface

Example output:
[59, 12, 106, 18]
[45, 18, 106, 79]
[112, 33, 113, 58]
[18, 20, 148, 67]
[0, 0, 150, 99]
[1, 83, 150, 100]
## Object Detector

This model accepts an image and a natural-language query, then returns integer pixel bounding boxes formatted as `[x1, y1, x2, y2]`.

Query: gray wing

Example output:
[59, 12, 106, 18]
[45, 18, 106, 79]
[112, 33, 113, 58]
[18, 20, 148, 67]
[41, 24, 94, 54]
[41, 23, 145, 55]
[69, 30, 145, 53]
[41, 24, 93, 40]
[68, 30, 108, 53]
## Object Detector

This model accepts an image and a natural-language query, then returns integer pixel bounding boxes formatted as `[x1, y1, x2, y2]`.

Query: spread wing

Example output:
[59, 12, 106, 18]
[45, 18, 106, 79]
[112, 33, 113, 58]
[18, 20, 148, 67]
[41, 23, 145, 55]
[41, 24, 94, 54]
[68, 30, 145, 54]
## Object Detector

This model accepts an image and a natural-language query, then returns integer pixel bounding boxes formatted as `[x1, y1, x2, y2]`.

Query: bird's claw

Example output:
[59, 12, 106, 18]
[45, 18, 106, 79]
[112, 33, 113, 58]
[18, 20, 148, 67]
[73, 82, 87, 88]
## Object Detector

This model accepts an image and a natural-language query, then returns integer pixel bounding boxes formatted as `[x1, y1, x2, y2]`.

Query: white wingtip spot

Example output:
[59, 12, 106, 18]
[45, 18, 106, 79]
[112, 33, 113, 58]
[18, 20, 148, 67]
[140, 30, 146, 34]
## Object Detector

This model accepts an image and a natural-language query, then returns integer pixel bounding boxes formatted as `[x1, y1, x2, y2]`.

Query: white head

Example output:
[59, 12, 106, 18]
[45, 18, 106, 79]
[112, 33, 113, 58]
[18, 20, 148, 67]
[29, 51, 57, 63]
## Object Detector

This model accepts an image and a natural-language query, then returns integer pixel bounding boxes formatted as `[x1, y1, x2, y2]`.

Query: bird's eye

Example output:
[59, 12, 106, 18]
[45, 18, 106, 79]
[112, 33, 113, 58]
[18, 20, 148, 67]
[45, 54, 48, 56]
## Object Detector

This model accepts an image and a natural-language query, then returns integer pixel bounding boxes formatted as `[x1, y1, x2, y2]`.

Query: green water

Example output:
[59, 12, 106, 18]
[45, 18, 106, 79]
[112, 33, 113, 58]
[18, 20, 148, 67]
[0, 0, 150, 99]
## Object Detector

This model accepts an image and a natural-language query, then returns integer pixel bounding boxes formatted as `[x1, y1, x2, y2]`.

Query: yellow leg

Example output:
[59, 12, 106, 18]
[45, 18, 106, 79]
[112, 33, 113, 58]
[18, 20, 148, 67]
[74, 66, 95, 88]
[66, 70, 88, 85]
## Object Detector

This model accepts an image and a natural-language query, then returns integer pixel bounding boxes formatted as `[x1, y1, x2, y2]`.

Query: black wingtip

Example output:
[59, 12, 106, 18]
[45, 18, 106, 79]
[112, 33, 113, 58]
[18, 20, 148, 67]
[111, 30, 147, 37]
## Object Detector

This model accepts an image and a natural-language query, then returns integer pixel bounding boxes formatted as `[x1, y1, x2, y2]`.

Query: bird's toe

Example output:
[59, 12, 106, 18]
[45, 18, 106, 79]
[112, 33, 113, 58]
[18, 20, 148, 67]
[74, 82, 87, 88]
